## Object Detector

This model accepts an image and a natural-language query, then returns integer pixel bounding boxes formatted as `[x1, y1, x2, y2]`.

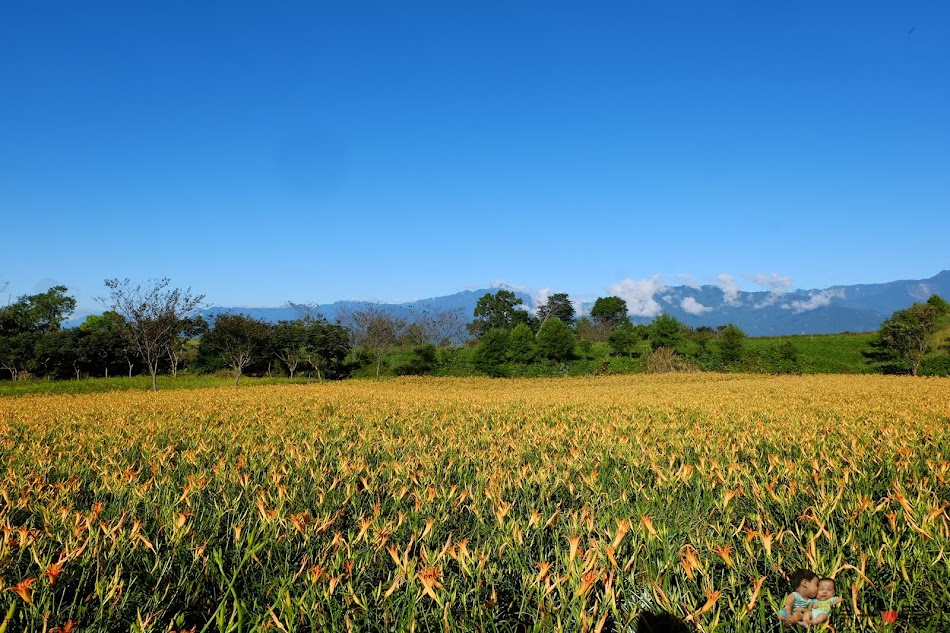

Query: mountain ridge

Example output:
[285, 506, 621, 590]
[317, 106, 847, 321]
[191, 270, 950, 337]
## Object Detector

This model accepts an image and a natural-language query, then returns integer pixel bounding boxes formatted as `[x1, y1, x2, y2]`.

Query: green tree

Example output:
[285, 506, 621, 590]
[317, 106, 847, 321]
[764, 340, 802, 374]
[202, 313, 271, 385]
[32, 328, 84, 380]
[537, 293, 575, 327]
[867, 295, 950, 375]
[473, 328, 510, 377]
[302, 318, 351, 380]
[507, 323, 537, 363]
[468, 290, 533, 337]
[536, 317, 576, 362]
[608, 321, 641, 357]
[395, 343, 439, 376]
[272, 320, 308, 378]
[0, 286, 77, 380]
[0, 333, 37, 380]
[590, 296, 628, 329]
[648, 314, 684, 351]
[718, 323, 746, 364]
[78, 313, 129, 378]
[99, 278, 206, 390]
[0, 285, 76, 336]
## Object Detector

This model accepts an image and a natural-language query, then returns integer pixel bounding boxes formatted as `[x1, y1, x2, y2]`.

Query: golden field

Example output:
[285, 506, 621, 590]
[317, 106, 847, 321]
[2, 374, 949, 632]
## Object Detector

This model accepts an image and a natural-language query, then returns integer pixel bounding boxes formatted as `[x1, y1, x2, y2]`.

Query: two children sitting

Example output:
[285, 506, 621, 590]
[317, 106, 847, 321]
[779, 569, 841, 627]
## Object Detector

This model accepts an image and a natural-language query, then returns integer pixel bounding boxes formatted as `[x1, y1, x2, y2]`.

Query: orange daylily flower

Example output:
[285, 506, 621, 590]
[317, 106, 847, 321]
[8, 577, 37, 604]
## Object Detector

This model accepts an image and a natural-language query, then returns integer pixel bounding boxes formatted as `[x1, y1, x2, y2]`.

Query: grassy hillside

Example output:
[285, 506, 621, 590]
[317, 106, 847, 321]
[745, 332, 877, 374]
[387, 332, 883, 378]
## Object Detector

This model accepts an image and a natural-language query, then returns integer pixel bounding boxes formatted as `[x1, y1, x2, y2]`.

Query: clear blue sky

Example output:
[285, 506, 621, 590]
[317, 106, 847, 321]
[3, 1, 948, 312]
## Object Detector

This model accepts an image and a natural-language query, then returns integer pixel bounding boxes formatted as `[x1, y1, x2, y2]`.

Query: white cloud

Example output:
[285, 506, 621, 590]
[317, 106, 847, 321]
[607, 275, 665, 317]
[489, 281, 583, 317]
[751, 272, 793, 293]
[532, 287, 552, 315]
[677, 274, 701, 289]
[717, 273, 741, 306]
[750, 272, 793, 307]
[681, 297, 712, 315]
[784, 289, 843, 314]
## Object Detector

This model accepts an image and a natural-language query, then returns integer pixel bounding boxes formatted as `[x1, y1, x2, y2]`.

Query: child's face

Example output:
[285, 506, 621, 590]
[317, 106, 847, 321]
[816, 580, 835, 600]
[800, 577, 820, 597]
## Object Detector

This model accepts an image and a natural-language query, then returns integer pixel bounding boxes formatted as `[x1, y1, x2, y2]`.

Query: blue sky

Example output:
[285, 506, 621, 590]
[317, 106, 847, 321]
[2, 1, 948, 312]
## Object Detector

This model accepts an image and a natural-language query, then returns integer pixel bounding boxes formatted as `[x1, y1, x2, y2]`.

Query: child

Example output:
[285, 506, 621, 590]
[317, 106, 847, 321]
[778, 569, 819, 626]
[803, 578, 841, 627]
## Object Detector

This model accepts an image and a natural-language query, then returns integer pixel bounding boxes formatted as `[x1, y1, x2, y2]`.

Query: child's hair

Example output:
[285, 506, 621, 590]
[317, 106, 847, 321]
[789, 568, 818, 589]
[818, 577, 836, 591]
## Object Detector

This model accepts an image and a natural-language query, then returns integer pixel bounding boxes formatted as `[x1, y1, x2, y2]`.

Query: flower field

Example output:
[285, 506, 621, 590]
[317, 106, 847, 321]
[2, 374, 949, 632]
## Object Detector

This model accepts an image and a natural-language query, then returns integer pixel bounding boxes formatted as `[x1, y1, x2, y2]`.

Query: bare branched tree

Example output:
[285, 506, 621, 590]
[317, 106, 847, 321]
[408, 306, 469, 346]
[338, 304, 408, 378]
[273, 319, 306, 378]
[287, 301, 324, 321]
[98, 278, 205, 390]
[164, 316, 207, 377]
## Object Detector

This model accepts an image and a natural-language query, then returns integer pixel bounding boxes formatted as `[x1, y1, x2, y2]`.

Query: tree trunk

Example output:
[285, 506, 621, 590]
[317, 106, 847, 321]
[148, 361, 159, 391]
[128, 360, 134, 378]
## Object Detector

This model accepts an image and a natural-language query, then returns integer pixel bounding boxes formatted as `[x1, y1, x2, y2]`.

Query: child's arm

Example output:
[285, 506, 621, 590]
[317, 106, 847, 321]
[783, 593, 796, 620]
[830, 596, 842, 606]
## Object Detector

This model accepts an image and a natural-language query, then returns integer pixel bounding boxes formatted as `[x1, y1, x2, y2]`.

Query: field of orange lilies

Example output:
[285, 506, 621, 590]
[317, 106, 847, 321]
[2, 374, 949, 631]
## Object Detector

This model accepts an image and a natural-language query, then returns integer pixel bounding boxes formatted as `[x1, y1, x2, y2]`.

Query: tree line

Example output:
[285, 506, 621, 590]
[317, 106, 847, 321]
[2, 280, 948, 388]
[465, 290, 789, 376]
[0, 279, 467, 389]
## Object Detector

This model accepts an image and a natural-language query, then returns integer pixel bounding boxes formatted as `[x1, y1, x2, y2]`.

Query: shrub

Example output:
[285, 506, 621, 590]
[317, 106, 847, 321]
[645, 347, 698, 373]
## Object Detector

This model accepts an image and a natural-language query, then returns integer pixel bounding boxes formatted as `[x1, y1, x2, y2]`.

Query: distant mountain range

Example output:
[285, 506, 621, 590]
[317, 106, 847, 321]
[193, 270, 950, 337]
